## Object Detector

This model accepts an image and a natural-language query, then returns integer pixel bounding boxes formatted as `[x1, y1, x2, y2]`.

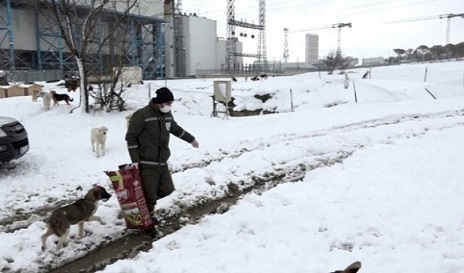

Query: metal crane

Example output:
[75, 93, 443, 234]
[291, 22, 352, 54]
[385, 13, 464, 45]
[283, 28, 289, 63]
[332, 23, 352, 54]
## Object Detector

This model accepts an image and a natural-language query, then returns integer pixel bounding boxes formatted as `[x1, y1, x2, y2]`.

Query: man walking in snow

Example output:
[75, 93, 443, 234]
[125, 87, 199, 226]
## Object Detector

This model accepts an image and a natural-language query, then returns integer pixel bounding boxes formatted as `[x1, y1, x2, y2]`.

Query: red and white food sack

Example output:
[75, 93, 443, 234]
[105, 164, 154, 230]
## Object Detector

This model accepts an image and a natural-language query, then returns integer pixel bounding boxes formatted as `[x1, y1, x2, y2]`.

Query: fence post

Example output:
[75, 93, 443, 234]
[424, 88, 436, 99]
[424, 67, 428, 82]
[290, 89, 294, 112]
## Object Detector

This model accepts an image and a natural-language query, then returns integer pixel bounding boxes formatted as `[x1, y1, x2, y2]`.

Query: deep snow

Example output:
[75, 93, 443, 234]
[0, 61, 464, 273]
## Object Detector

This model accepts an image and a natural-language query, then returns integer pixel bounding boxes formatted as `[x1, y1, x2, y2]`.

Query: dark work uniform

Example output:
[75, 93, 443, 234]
[125, 98, 195, 213]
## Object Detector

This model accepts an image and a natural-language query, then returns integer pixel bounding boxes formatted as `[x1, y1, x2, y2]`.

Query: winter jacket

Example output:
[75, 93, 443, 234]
[125, 99, 195, 166]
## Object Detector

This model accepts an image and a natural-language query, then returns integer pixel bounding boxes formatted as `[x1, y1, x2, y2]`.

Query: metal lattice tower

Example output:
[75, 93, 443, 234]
[256, 0, 267, 70]
[333, 23, 352, 55]
[173, 0, 186, 77]
[0, 0, 14, 70]
[226, 0, 236, 71]
[283, 28, 289, 63]
[226, 0, 266, 72]
[439, 13, 464, 44]
[385, 13, 464, 45]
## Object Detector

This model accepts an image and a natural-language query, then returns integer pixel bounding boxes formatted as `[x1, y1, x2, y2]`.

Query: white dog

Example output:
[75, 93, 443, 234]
[37, 91, 52, 111]
[91, 126, 108, 158]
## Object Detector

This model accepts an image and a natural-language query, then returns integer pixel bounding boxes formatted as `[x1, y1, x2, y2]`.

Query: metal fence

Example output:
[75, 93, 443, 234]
[10, 70, 62, 83]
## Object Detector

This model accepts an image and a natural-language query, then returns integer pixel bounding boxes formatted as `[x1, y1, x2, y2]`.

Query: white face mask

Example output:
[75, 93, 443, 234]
[160, 105, 171, 113]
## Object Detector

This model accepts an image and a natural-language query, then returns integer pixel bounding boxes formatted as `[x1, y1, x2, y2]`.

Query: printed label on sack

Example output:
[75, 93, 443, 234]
[116, 189, 130, 203]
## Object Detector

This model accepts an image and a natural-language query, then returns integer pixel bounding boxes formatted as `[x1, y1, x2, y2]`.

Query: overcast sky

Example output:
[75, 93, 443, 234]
[181, 0, 464, 62]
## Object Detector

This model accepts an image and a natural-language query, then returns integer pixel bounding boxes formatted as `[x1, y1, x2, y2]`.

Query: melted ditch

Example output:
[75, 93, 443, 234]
[48, 151, 353, 273]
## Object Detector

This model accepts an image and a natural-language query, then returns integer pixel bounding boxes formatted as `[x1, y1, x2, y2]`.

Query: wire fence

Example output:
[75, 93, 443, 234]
[10, 70, 62, 83]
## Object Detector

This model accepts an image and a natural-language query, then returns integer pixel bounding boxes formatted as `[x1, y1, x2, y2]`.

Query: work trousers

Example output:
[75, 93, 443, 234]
[139, 165, 174, 213]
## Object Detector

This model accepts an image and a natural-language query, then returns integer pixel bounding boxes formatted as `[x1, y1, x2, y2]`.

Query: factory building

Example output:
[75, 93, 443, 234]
[0, 0, 238, 80]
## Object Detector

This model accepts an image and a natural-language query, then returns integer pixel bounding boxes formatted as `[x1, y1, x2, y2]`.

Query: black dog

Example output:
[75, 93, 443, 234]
[50, 90, 74, 105]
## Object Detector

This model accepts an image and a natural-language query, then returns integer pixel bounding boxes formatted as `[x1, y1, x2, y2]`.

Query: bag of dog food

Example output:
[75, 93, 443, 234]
[105, 164, 154, 230]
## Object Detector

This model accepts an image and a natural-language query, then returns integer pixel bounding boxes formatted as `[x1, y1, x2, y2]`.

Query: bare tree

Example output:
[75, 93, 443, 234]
[321, 51, 345, 75]
[36, 0, 143, 113]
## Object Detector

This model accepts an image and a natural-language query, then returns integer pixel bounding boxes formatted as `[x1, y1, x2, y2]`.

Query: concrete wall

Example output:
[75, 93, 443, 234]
[183, 16, 217, 76]
[362, 57, 385, 66]
[0, 8, 36, 51]
[111, 0, 163, 17]
[216, 39, 227, 70]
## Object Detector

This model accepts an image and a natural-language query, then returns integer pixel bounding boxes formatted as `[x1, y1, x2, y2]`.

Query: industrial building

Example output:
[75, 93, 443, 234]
[0, 0, 255, 81]
[305, 33, 319, 64]
[164, 13, 242, 77]
[0, 0, 264, 80]
[362, 57, 385, 66]
[0, 0, 170, 80]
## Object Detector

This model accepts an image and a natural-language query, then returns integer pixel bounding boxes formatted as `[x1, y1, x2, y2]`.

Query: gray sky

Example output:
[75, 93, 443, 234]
[182, 0, 464, 62]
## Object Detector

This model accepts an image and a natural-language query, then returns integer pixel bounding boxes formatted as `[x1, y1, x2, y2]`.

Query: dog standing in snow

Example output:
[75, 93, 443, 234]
[41, 185, 111, 251]
[343, 74, 349, 89]
[362, 71, 370, 79]
[91, 126, 108, 158]
[36, 91, 52, 111]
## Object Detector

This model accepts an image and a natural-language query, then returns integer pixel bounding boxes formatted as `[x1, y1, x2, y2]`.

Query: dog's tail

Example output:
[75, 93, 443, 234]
[70, 98, 74, 102]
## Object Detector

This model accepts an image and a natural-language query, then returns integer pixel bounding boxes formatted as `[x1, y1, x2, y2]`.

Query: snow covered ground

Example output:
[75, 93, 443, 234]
[0, 61, 464, 273]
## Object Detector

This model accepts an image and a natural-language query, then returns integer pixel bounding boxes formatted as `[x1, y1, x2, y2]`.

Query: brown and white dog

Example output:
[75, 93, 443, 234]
[50, 90, 74, 106]
[41, 186, 112, 251]
[65, 79, 79, 92]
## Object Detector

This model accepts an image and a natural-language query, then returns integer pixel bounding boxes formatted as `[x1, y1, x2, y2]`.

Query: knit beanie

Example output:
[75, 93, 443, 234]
[153, 87, 174, 104]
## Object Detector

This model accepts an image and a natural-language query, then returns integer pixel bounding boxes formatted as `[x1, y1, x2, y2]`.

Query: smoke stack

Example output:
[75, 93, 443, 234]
[164, 0, 174, 15]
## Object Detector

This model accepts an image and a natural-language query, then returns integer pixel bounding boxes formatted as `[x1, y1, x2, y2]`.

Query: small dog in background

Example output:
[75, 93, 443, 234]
[31, 89, 41, 102]
[41, 185, 112, 251]
[362, 71, 370, 79]
[91, 126, 108, 158]
[65, 78, 79, 92]
[36, 91, 52, 111]
[344, 74, 349, 89]
[50, 90, 74, 105]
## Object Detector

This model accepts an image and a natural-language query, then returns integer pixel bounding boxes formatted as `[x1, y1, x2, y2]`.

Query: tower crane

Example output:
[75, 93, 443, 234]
[283, 28, 289, 63]
[385, 13, 464, 45]
[291, 22, 352, 54]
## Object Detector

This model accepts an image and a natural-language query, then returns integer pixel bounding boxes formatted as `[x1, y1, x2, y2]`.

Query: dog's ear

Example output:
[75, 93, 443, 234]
[85, 186, 101, 202]
[330, 262, 361, 273]
[343, 261, 361, 273]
